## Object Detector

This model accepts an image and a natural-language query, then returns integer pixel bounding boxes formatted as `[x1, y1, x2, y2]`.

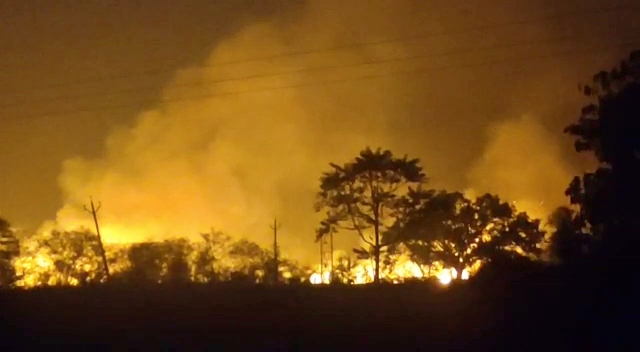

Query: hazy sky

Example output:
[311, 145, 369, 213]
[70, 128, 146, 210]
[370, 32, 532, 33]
[1, 0, 638, 262]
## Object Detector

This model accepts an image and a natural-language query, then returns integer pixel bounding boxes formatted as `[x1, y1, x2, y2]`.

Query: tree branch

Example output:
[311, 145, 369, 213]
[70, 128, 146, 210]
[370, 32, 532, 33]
[348, 211, 374, 247]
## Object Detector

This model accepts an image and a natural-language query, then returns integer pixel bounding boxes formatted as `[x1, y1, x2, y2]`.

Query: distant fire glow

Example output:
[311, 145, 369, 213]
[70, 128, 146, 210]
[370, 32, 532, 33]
[307, 253, 473, 285]
[309, 272, 323, 284]
[438, 270, 453, 285]
[12, 243, 475, 288]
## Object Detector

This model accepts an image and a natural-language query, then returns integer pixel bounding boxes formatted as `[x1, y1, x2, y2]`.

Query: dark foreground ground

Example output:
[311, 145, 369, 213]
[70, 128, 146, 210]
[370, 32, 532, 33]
[0, 266, 635, 350]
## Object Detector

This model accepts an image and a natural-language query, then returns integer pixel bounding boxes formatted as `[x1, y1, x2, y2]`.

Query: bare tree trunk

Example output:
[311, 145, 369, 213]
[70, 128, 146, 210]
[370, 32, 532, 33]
[416, 263, 425, 278]
[456, 262, 466, 281]
[373, 202, 381, 284]
[374, 245, 380, 284]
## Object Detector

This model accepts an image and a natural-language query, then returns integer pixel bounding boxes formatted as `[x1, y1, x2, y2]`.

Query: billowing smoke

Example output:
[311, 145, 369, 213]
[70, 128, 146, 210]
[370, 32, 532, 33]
[465, 114, 576, 221]
[41, 0, 604, 263]
[45, 16, 401, 261]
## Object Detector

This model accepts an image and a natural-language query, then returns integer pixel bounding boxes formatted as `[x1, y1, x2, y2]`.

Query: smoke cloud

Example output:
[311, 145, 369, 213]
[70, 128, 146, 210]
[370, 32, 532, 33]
[465, 114, 575, 221]
[42, 0, 605, 263]
[46, 16, 400, 261]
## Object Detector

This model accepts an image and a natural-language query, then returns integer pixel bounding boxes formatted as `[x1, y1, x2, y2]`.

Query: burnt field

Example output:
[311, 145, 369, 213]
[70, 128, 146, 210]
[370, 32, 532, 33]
[0, 270, 622, 350]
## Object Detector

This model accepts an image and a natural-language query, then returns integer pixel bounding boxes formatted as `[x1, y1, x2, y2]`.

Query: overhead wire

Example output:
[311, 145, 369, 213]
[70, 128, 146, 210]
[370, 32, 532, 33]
[0, 22, 636, 109]
[0, 4, 633, 95]
[1, 24, 637, 110]
[2, 39, 637, 123]
[1, 3, 637, 123]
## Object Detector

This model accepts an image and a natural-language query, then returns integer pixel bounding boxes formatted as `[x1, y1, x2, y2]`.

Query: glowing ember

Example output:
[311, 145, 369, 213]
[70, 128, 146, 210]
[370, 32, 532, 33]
[309, 272, 323, 284]
[307, 252, 476, 285]
[438, 270, 453, 285]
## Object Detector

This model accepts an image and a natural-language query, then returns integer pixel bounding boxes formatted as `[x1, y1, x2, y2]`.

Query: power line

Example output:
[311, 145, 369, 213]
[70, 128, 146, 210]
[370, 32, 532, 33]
[1, 27, 634, 110]
[4, 43, 636, 122]
[2, 41, 637, 123]
[0, 0, 612, 73]
[0, 5, 633, 94]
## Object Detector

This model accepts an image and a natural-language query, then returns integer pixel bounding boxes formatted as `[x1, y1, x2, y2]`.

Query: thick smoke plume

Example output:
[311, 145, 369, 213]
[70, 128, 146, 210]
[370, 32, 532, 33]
[43, 0, 595, 263]
[45, 16, 399, 261]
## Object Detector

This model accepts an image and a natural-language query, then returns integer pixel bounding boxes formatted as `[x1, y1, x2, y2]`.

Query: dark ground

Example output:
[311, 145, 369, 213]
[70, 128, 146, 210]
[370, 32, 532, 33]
[0, 265, 635, 350]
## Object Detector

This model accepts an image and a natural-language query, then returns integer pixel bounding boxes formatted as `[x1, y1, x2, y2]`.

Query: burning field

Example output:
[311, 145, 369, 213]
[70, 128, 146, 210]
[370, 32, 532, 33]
[10, 230, 475, 288]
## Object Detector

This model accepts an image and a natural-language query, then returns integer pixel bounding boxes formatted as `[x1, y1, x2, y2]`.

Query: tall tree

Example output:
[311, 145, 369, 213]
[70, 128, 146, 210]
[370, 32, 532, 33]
[394, 191, 545, 280]
[563, 51, 640, 338]
[0, 218, 19, 287]
[315, 147, 427, 283]
[564, 49, 640, 261]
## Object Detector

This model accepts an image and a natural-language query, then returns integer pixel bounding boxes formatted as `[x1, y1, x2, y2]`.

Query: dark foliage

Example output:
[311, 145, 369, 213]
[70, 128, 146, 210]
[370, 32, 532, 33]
[0, 218, 19, 287]
[547, 206, 595, 264]
[392, 190, 545, 279]
[315, 147, 427, 283]
[564, 50, 640, 263]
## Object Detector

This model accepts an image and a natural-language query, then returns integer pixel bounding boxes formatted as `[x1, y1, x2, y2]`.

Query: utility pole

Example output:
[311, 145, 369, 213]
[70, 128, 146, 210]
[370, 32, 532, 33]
[269, 218, 282, 284]
[84, 197, 110, 280]
[329, 231, 334, 283]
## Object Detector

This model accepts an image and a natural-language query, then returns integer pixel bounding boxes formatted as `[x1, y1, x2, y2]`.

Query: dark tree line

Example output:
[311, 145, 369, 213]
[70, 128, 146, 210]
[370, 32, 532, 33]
[1, 227, 306, 288]
[393, 190, 544, 279]
[563, 50, 640, 265]
[546, 49, 640, 271]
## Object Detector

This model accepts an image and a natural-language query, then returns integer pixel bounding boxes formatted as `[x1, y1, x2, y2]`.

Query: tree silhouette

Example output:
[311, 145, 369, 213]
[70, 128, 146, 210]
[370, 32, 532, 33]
[331, 254, 355, 284]
[315, 147, 427, 283]
[192, 231, 232, 283]
[192, 231, 278, 283]
[122, 239, 192, 284]
[394, 191, 545, 280]
[266, 257, 306, 284]
[564, 49, 640, 260]
[34, 229, 105, 285]
[116, 242, 161, 283]
[164, 239, 192, 284]
[0, 218, 19, 287]
[547, 206, 594, 264]
[227, 238, 271, 283]
[104, 244, 131, 280]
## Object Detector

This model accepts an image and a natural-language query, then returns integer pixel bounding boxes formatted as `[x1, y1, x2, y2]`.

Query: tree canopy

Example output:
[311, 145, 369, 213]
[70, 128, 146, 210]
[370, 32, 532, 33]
[547, 206, 593, 265]
[564, 49, 640, 259]
[315, 147, 427, 283]
[393, 191, 545, 279]
[0, 218, 19, 287]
